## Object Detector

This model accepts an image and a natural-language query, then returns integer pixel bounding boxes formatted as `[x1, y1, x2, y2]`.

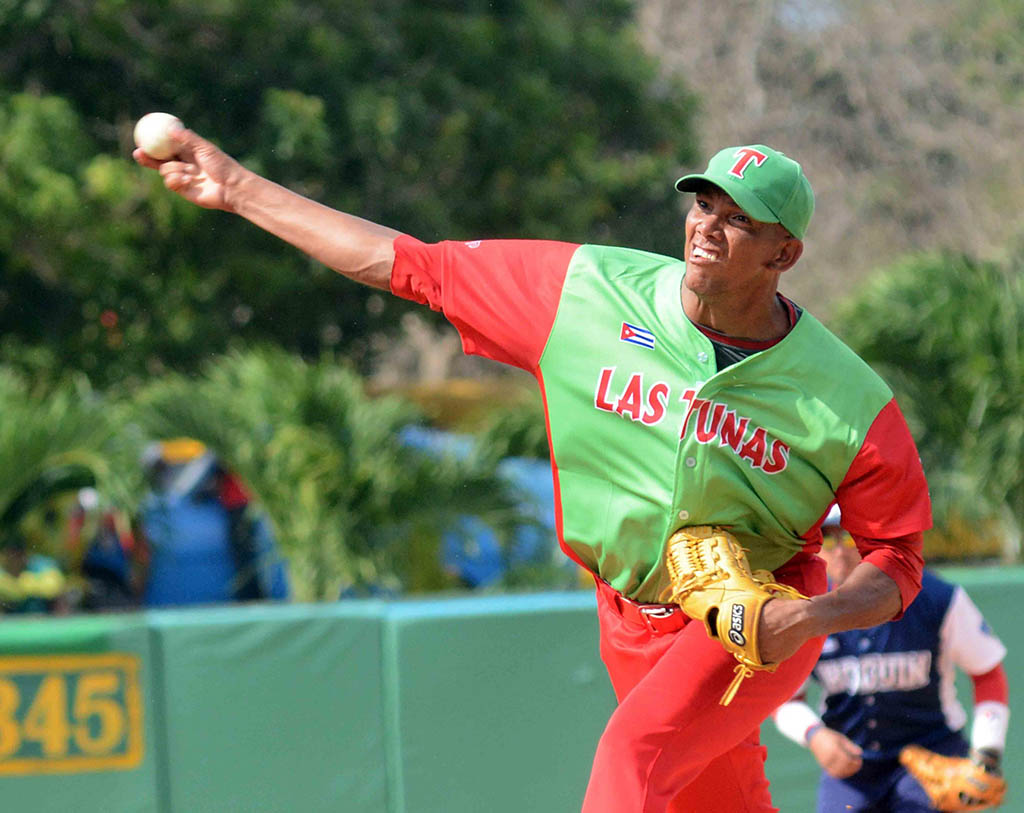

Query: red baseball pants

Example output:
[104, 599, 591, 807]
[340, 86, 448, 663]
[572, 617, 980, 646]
[582, 562, 826, 813]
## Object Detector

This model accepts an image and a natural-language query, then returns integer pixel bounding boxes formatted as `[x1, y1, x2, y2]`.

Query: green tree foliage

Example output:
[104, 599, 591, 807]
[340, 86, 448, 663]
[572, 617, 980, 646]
[1, 1, 697, 386]
[0, 91, 210, 390]
[473, 395, 551, 463]
[639, 0, 1024, 317]
[0, 367, 144, 546]
[129, 348, 539, 599]
[941, 0, 1024, 104]
[835, 253, 1024, 557]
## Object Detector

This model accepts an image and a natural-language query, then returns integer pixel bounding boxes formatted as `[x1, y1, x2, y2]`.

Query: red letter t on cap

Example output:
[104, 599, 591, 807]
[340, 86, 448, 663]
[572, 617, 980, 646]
[728, 148, 768, 179]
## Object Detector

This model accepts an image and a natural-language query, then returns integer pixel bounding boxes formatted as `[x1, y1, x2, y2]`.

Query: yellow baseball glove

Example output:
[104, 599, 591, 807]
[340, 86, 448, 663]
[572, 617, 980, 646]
[899, 745, 1007, 811]
[660, 525, 808, 705]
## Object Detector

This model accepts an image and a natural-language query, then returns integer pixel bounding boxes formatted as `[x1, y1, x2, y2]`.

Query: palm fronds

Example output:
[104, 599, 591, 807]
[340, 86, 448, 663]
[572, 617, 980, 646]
[836, 253, 1024, 558]
[130, 347, 533, 599]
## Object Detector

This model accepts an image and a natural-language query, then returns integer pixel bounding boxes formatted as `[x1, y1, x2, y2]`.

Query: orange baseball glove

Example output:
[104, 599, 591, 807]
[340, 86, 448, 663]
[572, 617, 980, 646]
[899, 745, 1007, 811]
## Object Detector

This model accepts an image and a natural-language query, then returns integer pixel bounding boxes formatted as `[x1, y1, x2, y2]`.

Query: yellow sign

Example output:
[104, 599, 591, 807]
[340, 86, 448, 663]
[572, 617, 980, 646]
[0, 654, 143, 775]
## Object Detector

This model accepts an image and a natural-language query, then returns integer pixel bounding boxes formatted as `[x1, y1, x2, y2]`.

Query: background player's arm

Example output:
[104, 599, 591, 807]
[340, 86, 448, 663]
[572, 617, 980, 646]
[134, 127, 401, 290]
[943, 586, 1011, 765]
[773, 698, 864, 779]
[809, 727, 863, 779]
[970, 665, 1010, 769]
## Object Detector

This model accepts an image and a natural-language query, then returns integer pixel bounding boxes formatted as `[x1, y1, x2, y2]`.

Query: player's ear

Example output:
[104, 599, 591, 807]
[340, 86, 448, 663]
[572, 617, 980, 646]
[769, 236, 803, 273]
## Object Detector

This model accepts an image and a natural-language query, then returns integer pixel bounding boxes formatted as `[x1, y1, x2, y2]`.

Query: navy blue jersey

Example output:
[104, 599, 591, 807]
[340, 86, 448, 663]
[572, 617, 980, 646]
[812, 569, 1004, 761]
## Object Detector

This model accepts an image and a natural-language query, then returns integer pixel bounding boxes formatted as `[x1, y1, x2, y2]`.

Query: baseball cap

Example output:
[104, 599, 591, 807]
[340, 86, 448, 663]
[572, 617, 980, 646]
[675, 145, 815, 239]
[820, 505, 856, 550]
[152, 437, 207, 465]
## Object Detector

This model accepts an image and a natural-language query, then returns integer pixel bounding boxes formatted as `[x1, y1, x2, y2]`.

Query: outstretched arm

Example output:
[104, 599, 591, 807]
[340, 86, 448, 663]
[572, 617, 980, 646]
[133, 127, 402, 290]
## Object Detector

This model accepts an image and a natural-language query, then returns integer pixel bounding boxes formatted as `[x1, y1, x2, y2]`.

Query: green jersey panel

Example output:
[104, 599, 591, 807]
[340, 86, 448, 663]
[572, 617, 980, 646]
[538, 245, 893, 602]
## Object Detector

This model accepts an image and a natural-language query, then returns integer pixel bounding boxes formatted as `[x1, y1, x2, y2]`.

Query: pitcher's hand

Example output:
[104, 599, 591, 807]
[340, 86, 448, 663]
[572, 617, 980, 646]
[134, 128, 243, 212]
[757, 595, 816, 664]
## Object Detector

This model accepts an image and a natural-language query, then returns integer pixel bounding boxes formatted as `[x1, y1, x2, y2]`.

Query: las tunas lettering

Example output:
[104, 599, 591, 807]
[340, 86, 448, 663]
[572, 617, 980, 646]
[680, 389, 790, 474]
[593, 367, 670, 426]
[592, 370, 790, 474]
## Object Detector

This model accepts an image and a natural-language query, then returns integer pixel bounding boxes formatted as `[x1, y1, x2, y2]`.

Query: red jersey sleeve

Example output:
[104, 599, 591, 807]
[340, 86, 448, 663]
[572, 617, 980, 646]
[389, 235, 580, 372]
[837, 397, 931, 612]
[853, 530, 924, 615]
[972, 664, 1010, 705]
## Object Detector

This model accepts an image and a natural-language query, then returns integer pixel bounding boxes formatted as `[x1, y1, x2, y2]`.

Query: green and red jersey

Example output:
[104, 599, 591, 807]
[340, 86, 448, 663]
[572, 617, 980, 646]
[391, 237, 930, 605]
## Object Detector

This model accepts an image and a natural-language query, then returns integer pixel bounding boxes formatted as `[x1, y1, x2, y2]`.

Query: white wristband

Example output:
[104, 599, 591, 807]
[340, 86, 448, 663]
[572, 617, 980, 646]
[774, 700, 823, 748]
[971, 701, 1010, 753]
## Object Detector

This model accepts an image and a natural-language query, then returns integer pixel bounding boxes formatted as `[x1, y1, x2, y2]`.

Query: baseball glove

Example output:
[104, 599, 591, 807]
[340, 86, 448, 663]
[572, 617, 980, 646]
[659, 525, 808, 706]
[899, 745, 1007, 811]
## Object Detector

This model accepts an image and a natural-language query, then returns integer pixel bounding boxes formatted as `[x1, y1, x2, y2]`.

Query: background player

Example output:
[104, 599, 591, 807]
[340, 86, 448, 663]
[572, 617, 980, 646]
[135, 128, 931, 812]
[774, 507, 1010, 811]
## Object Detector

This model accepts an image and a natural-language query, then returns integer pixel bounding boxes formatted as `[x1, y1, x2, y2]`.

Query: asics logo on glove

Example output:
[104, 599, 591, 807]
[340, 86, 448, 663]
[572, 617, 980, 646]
[728, 604, 747, 646]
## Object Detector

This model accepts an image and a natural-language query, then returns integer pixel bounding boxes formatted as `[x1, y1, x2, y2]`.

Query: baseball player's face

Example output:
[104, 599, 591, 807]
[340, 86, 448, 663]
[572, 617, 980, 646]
[682, 186, 798, 301]
[820, 536, 861, 587]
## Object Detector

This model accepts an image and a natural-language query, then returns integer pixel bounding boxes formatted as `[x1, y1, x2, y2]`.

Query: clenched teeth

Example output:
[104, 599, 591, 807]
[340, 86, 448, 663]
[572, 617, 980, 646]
[692, 246, 718, 260]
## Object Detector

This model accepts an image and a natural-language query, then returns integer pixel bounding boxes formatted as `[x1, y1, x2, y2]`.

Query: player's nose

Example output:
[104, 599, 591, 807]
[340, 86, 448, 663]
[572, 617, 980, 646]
[694, 212, 725, 239]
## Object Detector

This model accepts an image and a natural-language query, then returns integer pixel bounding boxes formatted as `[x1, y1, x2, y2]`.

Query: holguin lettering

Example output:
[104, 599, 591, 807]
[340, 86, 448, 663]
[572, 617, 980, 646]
[816, 651, 933, 695]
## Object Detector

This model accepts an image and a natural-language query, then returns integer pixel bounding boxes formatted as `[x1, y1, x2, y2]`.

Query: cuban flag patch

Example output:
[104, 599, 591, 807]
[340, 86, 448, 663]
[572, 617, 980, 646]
[620, 322, 656, 350]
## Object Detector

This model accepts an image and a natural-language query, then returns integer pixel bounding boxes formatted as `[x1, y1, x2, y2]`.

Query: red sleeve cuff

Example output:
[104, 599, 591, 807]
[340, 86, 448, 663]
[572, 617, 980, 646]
[856, 530, 924, 617]
[972, 663, 1010, 705]
[389, 234, 444, 311]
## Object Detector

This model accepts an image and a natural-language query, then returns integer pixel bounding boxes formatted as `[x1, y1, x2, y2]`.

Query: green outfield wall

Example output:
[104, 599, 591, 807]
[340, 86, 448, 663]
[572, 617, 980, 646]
[0, 567, 1020, 812]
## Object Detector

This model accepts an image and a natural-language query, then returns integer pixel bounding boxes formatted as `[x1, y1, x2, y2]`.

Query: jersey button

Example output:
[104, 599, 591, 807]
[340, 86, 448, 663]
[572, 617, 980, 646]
[697, 351, 709, 363]
[869, 741, 881, 751]
[865, 696, 875, 706]
[685, 457, 697, 468]
[867, 719, 877, 729]
[678, 510, 690, 521]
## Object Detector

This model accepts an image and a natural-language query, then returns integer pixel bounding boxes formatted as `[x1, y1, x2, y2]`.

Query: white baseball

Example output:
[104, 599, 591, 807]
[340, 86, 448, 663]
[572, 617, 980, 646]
[133, 112, 184, 160]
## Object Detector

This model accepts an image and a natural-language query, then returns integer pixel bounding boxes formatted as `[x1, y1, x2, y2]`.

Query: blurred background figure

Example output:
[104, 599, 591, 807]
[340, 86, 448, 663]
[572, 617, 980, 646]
[0, 532, 70, 615]
[136, 438, 290, 607]
[66, 487, 140, 611]
[400, 426, 577, 591]
[441, 456, 560, 590]
[773, 506, 1011, 812]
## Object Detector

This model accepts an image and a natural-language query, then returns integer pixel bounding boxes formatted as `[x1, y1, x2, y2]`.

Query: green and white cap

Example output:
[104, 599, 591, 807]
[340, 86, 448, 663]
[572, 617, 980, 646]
[675, 145, 815, 239]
